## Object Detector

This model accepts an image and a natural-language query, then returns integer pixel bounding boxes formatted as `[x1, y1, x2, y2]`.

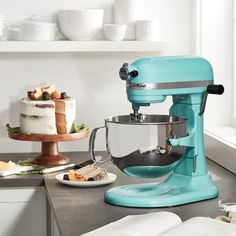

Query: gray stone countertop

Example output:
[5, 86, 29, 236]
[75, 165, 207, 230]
[0, 152, 236, 236]
[0, 152, 44, 187]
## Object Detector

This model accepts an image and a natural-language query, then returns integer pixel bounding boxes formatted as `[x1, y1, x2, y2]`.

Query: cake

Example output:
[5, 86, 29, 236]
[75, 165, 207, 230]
[20, 85, 76, 135]
[64, 165, 108, 181]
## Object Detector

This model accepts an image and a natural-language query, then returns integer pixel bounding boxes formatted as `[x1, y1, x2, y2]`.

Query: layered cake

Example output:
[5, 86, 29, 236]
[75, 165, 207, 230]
[20, 85, 76, 134]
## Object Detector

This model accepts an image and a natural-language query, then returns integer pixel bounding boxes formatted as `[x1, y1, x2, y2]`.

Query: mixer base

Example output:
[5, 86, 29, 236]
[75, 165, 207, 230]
[105, 173, 218, 207]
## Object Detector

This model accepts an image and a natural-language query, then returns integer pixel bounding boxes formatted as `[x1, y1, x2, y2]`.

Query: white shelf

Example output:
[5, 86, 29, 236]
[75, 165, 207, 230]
[0, 40, 172, 52]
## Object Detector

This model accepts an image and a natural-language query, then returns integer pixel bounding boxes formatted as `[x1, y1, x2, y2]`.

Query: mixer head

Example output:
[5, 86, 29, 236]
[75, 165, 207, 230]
[119, 56, 224, 119]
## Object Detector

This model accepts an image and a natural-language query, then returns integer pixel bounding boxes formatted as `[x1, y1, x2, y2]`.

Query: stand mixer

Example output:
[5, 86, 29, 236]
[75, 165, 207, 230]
[90, 56, 224, 207]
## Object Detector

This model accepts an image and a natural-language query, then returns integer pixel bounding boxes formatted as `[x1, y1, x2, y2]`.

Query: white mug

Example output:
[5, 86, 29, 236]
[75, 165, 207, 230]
[136, 20, 160, 41]
[0, 15, 10, 40]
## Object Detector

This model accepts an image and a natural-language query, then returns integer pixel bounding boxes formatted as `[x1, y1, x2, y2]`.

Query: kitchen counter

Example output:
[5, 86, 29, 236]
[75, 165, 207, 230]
[0, 153, 44, 187]
[0, 152, 236, 236]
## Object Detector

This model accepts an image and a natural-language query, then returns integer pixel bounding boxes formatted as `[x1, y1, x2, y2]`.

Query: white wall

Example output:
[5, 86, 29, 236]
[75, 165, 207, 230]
[0, 0, 195, 153]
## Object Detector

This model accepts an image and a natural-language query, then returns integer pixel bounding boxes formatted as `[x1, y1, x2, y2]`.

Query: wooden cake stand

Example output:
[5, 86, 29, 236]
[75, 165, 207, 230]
[8, 131, 89, 166]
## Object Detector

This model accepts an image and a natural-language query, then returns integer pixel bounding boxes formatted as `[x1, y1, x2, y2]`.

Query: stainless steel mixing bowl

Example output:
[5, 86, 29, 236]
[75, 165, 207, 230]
[89, 114, 187, 178]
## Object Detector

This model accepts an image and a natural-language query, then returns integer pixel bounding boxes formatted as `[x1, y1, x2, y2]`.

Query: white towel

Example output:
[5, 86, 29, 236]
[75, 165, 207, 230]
[81, 211, 182, 236]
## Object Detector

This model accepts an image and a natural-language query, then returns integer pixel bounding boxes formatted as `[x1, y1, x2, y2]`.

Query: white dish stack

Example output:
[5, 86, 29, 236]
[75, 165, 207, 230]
[0, 15, 9, 40]
[114, 0, 143, 40]
[103, 24, 127, 41]
[113, 0, 160, 41]
[9, 16, 56, 41]
[0, 2, 160, 42]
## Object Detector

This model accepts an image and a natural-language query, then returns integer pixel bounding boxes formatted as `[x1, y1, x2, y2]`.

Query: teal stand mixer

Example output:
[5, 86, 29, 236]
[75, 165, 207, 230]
[90, 56, 224, 207]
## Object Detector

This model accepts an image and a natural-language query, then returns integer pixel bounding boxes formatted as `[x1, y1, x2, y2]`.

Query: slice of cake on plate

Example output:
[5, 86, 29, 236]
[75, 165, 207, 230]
[67, 165, 108, 181]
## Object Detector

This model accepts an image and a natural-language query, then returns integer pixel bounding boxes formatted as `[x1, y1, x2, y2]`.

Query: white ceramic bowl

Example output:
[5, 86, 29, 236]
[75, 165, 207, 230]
[103, 24, 127, 41]
[57, 9, 104, 40]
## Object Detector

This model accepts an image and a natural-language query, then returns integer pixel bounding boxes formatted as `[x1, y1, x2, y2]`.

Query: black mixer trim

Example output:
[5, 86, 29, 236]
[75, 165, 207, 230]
[127, 80, 213, 90]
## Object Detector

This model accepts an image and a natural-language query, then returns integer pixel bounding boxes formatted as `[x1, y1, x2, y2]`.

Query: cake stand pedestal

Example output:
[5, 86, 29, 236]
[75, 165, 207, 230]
[8, 131, 89, 166]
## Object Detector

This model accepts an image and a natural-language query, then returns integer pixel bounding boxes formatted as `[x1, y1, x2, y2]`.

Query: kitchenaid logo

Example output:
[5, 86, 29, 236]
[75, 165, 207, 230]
[127, 83, 146, 88]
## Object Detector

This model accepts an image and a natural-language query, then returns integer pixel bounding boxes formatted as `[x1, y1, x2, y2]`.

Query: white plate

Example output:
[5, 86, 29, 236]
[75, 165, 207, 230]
[0, 165, 33, 177]
[55, 172, 117, 187]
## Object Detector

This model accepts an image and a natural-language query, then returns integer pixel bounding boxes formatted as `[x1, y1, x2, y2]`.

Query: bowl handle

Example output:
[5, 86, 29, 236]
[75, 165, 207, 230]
[89, 126, 111, 164]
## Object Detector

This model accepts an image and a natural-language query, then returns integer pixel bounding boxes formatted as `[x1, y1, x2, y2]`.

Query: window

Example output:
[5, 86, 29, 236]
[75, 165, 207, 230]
[196, 0, 236, 173]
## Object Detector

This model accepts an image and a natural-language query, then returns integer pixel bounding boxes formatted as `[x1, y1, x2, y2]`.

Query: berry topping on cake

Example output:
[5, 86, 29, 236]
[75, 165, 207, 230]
[27, 91, 33, 99]
[51, 91, 61, 99]
[42, 91, 50, 101]
[26, 85, 69, 101]
[43, 85, 56, 95]
[61, 92, 67, 99]
[32, 86, 43, 99]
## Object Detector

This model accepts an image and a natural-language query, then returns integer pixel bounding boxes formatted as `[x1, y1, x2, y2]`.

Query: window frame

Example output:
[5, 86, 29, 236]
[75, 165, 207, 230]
[195, 0, 236, 174]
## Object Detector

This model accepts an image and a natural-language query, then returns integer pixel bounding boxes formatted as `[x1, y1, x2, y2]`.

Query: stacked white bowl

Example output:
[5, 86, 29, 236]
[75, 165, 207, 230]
[103, 24, 127, 41]
[57, 9, 104, 40]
